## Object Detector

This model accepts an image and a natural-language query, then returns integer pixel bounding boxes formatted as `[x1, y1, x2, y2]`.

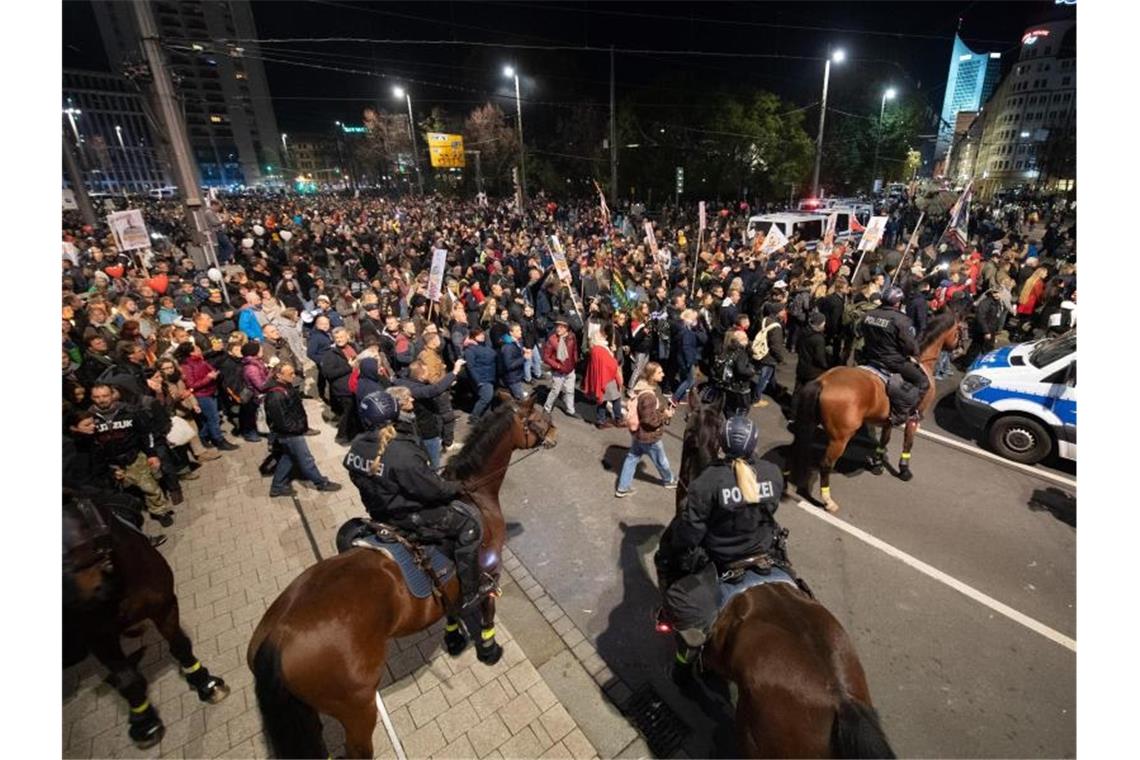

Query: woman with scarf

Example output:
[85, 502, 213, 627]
[584, 332, 624, 429]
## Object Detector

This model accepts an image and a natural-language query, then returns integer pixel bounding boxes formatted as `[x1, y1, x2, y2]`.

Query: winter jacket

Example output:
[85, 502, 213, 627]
[321, 344, 358, 398]
[263, 383, 309, 436]
[393, 373, 455, 441]
[497, 338, 526, 386]
[89, 402, 155, 468]
[354, 356, 390, 404]
[629, 380, 668, 444]
[463, 342, 498, 385]
[541, 332, 579, 376]
[674, 323, 707, 371]
[241, 356, 272, 399]
[180, 353, 219, 398]
[906, 292, 930, 335]
[201, 302, 236, 335]
[974, 293, 1004, 337]
[795, 330, 830, 384]
[306, 328, 333, 363]
[237, 306, 264, 342]
[343, 422, 461, 521]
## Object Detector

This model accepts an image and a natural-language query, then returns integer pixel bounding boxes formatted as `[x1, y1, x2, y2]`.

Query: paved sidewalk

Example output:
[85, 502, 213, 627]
[62, 400, 632, 759]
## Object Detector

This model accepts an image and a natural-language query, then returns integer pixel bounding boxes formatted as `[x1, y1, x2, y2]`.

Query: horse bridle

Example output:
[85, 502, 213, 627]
[462, 409, 556, 492]
[63, 499, 115, 577]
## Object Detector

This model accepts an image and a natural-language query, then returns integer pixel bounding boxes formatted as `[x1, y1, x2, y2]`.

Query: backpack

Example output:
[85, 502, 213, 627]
[751, 319, 780, 361]
[789, 290, 810, 321]
[626, 389, 654, 433]
[713, 354, 735, 385]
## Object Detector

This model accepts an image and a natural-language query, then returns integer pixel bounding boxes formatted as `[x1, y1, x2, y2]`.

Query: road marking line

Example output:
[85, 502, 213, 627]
[789, 497, 1077, 653]
[915, 428, 1077, 489]
[376, 690, 407, 760]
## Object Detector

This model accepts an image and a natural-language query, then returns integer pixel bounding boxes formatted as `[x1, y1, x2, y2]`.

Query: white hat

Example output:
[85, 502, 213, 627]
[773, 280, 788, 289]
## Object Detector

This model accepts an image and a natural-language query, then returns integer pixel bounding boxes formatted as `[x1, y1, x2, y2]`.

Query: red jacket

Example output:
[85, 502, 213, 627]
[583, 344, 621, 402]
[542, 331, 578, 375]
[181, 353, 218, 398]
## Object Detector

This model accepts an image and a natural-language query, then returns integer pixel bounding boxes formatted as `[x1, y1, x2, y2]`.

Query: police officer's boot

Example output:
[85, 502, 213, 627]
[670, 629, 706, 689]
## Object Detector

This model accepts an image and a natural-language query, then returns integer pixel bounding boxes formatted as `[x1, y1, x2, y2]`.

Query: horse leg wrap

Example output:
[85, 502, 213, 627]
[898, 452, 914, 481]
[475, 627, 503, 665]
[182, 661, 229, 702]
[127, 701, 165, 748]
[444, 619, 469, 657]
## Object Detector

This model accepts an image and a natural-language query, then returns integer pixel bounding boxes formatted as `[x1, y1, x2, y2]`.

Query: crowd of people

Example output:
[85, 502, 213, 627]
[61, 185, 1075, 599]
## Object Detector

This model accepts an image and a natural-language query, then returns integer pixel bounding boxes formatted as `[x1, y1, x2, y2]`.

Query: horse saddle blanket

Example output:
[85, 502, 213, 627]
[859, 365, 920, 411]
[350, 532, 456, 599]
[716, 566, 798, 609]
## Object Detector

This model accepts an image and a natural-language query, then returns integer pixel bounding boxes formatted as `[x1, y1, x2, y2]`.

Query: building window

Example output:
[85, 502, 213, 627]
[1062, 76, 1071, 86]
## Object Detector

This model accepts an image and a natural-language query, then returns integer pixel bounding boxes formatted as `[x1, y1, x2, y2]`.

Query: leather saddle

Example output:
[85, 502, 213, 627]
[335, 517, 456, 600]
[859, 365, 921, 425]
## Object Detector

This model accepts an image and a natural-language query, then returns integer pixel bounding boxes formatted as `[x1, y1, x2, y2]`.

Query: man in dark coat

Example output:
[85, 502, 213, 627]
[795, 312, 831, 391]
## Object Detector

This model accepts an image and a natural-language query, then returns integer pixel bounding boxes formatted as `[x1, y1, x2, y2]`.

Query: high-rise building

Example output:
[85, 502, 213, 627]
[62, 69, 173, 195]
[970, 18, 1076, 199]
[91, 0, 283, 188]
[935, 35, 1003, 164]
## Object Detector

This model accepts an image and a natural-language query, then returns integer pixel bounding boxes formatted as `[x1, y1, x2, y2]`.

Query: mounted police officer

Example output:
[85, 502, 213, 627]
[860, 286, 930, 425]
[343, 388, 486, 613]
[656, 415, 785, 685]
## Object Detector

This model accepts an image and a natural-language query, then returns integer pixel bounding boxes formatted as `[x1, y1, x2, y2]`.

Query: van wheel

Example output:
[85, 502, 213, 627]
[987, 416, 1052, 464]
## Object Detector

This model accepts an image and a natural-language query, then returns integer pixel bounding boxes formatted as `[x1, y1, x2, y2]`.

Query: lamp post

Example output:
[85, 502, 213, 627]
[871, 87, 897, 194]
[392, 86, 424, 195]
[280, 132, 289, 163]
[63, 106, 83, 148]
[503, 66, 527, 201]
[811, 49, 845, 199]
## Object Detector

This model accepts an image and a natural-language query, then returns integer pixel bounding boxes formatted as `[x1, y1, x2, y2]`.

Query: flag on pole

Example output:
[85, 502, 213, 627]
[818, 212, 838, 257]
[593, 180, 610, 225]
[698, 201, 707, 232]
[944, 181, 973, 252]
[857, 216, 889, 252]
[758, 224, 789, 255]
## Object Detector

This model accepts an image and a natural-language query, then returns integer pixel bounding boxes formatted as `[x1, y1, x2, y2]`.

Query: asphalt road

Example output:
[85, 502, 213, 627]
[483, 362, 1076, 758]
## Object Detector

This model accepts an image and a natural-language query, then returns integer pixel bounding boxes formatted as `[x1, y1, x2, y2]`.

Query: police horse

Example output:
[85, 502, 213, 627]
[63, 494, 230, 748]
[247, 399, 556, 759]
[659, 391, 894, 758]
[790, 310, 963, 512]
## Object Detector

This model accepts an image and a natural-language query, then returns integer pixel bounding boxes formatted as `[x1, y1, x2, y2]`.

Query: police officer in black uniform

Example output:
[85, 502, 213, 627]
[343, 389, 486, 613]
[859, 286, 930, 424]
[657, 415, 785, 683]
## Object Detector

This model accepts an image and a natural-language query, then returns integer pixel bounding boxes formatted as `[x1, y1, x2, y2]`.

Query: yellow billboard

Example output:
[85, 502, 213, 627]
[427, 133, 466, 168]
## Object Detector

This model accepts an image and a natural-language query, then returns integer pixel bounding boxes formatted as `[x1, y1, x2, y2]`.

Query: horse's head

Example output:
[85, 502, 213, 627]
[63, 499, 116, 608]
[511, 397, 558, 450]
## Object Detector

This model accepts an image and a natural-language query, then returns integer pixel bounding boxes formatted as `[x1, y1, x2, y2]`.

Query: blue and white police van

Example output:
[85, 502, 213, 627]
[955, 332, 1076, 464]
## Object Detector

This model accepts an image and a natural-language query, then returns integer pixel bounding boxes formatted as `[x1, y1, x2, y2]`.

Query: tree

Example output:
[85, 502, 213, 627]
[463, 103, 519, 194]
[359, 107, 413, 179]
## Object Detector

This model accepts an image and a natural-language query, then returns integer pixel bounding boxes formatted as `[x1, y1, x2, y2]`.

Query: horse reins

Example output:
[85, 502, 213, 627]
[458, 417, 554, 492]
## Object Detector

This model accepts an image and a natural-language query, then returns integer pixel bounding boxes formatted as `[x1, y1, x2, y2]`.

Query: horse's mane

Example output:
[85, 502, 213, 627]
[919, 311, 958, 353]
[443, 403, 517, 480]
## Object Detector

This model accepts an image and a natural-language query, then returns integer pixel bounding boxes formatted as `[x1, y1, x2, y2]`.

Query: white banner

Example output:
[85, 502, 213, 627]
[858, 215, 889, 252]
[644, 220, 659, 256]
[818, 212, 838, 258]
[107, 209, 150, 251]
[758, 224, 789, 255]
[426, 248, 448, 302]
[698, 201, 706, 232]
[549, 235, 572, 284]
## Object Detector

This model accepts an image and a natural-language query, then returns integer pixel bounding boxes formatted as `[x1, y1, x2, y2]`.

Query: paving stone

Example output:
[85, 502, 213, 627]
[157, 710, 204, 755]
[528, 719, 555, 753]
[402, 721, 447, 758]
[379, 676, 420, 711]
[434, 733, 476, 760]
[562, 728, 598, 760]
[501, 693, 541, 735]
[434, 697, 480, 743]
[226, 706, 263, 746]
[499, 726, 547, 759]
[387, 646, 428, 682]
[413, 655, 454, 693]
[471, 680, 512, 719]
[506, 661, 542, 694]
[389, 705, 415, 737]
[539, 740, 575, 759]
[408, 686, 450, 728]
[527, 681, 559, 712]
[439, 666, 480, 707]
[465, 714, 512, 758]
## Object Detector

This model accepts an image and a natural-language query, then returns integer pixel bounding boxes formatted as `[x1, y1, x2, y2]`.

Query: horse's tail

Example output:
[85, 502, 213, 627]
[251, 639, 326, 759]
[830, 697, 896, 759]
[790, 379, 823, 489]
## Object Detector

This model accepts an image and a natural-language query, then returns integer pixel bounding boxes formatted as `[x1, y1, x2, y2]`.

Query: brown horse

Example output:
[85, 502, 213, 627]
[63, 494, 231, 749]
[665, 392, 894, 758]
[247, 399, 556, 759]
[790, 310, 963, 512]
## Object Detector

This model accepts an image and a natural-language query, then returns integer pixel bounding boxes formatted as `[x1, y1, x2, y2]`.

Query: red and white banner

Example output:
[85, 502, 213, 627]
[857, 216, 889, 252]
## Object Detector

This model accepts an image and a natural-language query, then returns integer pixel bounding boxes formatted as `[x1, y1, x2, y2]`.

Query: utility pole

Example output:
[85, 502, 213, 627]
[609, 46, 617, 209]
[132, 1, 220, 276]
[63, 132, 97, 227]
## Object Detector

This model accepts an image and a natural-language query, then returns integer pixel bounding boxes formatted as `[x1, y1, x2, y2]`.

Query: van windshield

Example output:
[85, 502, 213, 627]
[793, 220, 823, 240]
[749, 221, 773, 237]
[1028, 333, 1075, 368]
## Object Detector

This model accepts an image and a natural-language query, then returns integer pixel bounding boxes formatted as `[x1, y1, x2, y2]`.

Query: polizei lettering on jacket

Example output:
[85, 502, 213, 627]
[344, 451, 383, 477]
[720, 480, 776, 506]
[863, 315, 893, 329]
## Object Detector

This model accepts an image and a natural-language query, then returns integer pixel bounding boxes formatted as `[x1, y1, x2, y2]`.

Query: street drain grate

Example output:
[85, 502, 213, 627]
[625, 683, 689, 757]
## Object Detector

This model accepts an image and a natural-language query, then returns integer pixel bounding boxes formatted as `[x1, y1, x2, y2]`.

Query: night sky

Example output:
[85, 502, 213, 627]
[63, 1, 1069, 136]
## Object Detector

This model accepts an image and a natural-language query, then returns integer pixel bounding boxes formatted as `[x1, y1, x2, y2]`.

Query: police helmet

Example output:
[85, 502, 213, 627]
[721, 414, 759, 460]
[883, 287, 905, 307]
[358, 391, 399, 429]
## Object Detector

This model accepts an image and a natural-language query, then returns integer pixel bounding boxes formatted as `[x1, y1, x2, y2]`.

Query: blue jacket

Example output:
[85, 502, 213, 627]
[355, 356, 388, 405]
[497, 338, 526, 386]
[306, 328, 332, 362]
[676, 323, 707, 370]
[463, 342, 498, 385]
[238, 307, 264, 342]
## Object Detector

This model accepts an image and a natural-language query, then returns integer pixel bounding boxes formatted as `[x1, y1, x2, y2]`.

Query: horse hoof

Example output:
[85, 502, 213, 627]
[869, 462, 884, 476]
[198, 677, 231, 704]
[128, 714, 165, 749]
[898, 467, 914, 482]
[444, 628, 469, 657]
[823, 499, 841, 514]
[476, 640, 503, 666]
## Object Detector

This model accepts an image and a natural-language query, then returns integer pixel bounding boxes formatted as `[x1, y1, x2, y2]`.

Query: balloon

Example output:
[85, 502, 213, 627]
[104, 264, 124, 279]
[242, 238, 254, 249]
[279, 230, 293, 242]
[147, 274, 169, 294]
[253, 224, 266, 237]
[207, 267, 223, 283]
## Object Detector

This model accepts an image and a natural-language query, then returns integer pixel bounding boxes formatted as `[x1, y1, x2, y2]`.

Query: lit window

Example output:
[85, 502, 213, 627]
[210, 114, 224, 124]
[235, 72, 247, 80]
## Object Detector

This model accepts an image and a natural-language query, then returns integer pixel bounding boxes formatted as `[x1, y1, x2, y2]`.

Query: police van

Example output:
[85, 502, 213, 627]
[744, 211, 858, 249]
[955, 332, 1076, 464]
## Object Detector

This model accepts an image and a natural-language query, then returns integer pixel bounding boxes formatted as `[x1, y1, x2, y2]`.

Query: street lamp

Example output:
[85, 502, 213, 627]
[503, 65, 527, 201]
[63, 106, 83, 147]
[393, 85, 424, 194]
[871, 87, 897, 193]
[810, 48, 845, 198]
[281, 132, 289, 160]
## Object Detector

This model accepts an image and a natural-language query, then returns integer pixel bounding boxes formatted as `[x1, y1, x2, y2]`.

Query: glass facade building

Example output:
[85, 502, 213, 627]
[936, 35, 1003, 162]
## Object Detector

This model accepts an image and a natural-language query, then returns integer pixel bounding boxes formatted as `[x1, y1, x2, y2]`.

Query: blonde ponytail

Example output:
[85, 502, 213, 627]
[370, 426, 397, 475]
[733, 458, 761, 503]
